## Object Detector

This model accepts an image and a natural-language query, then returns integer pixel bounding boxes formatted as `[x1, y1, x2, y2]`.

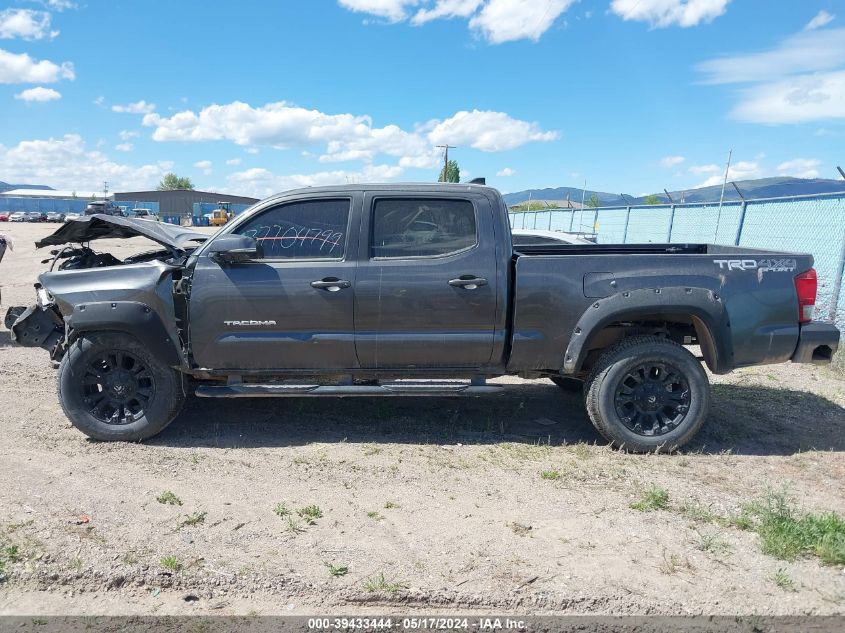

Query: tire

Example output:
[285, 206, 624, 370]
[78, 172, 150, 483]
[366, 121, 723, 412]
[583, 335, 710, 453]
[550, 376, 583, 392]
[58, 332, 186, 441]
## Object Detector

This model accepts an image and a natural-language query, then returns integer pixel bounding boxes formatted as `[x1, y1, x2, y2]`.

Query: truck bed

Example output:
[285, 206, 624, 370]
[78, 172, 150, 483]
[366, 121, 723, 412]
[507, 244, 813, 374]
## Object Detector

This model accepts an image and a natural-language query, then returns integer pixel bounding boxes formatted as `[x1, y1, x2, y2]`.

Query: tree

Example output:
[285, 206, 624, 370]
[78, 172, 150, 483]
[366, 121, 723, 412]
[437, 160, 460, 183]
[157, 173, 195, 191]
[644, 194, 662, 205]
[586, 193, 600, 208]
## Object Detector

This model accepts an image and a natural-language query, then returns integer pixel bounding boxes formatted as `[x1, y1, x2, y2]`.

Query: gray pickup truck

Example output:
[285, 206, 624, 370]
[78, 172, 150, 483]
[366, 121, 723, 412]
[6, 183, 840, 451]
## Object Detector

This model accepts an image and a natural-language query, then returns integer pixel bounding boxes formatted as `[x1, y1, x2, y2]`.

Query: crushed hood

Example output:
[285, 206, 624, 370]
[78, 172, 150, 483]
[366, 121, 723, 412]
[35, 214, 209, 251]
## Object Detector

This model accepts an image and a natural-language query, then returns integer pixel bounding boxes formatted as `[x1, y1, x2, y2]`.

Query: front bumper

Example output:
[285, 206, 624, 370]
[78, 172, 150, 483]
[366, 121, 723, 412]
[790, 321, 840, 364]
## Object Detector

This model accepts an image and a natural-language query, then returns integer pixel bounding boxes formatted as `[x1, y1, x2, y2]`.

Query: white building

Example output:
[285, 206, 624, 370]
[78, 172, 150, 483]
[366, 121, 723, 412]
[0, 189, 112, 199]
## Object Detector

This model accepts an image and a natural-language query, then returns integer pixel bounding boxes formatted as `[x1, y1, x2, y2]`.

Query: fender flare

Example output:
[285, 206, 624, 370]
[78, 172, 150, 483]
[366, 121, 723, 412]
[562, 286, 733, 374]
[67, 300, 182, 367]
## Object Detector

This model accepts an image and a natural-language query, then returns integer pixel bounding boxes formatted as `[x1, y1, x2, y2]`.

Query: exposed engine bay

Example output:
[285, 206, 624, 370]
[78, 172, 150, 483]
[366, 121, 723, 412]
[40, 244, 186, 272]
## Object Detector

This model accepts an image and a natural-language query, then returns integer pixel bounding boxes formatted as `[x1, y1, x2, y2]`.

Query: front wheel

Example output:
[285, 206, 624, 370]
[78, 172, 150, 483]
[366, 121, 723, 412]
[58, 332, 186, 441]
[583, 336, 710, 453]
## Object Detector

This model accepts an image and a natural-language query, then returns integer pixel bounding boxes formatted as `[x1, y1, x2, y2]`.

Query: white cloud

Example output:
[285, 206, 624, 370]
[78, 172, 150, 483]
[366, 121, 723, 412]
[777, 158, 821, 179]
[697, 28, 845, 85]
[143, 101, 556, 170]
[112, 100, 156, 114]
[40, 1, 76, 10]
[412, 0, 482, 24]
[688, 163, 719, 176]
[689, 160, 762, 187]
[115, 143, 133, 152]
[698, 26, 845, 124]
[731, 70, 845, 124]
[0, 48, 74, 83]
[660, 155, 685, 168]
[14, 86, 61, 102]
[805, 10, 835, 31]
[119, 129, 139, 141]
[469, 0, 575, 43]
[338, 0, 574, 43]
[0, 134, 169, 191]
[0, 9, 58, 40]
[194, 159, 213, 175]
[427, 109, 558, 151]
[143, 101, 371, 146]
[338, 0, 419, 21]
[227, 163, 405, 198]
[610, 0, 730, 28]
[496, 167, 515, 176]
[225, 157, 242, 166]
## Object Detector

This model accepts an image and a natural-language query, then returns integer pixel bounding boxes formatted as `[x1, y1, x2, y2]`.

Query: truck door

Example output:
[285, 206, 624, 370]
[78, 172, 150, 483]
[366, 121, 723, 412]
[354, 194, 498, 369]
[189, 196, 360, 370]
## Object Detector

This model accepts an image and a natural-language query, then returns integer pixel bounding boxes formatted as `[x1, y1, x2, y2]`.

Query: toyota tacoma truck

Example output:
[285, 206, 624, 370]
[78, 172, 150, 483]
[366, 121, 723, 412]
[5, 183, 840, 452]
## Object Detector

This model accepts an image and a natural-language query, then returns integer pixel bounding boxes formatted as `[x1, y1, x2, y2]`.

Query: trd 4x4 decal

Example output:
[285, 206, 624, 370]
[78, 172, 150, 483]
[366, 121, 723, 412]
[714, 259, 796, 272]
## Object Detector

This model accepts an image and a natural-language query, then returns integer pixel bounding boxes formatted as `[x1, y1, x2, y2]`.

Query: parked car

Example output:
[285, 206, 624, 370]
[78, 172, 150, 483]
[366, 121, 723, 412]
[6, 184, 840, 452]
[64, 213, 80, 223]
[25, 212, 46, 222]
[9, 212, 27, 222]
[83, 201, 122, 216]
[511, 228, 594, 246]
[132, 208, 159, 221]
[46, 212, 66, 223]
[0, 212, 9, 222]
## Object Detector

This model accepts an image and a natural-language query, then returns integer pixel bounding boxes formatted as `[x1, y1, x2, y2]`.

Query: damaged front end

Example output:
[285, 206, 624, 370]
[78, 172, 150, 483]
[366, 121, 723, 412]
[5, 286, 66, 360]
[4, 214, 207, 363]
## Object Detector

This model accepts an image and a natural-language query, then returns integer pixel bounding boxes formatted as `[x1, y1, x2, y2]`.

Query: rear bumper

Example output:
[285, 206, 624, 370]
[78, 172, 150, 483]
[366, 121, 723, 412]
[790, 321, 840, 364]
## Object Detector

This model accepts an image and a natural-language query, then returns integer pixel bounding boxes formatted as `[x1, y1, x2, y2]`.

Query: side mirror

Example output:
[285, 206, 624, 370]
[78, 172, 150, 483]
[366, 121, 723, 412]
[207, 234, 263, 264]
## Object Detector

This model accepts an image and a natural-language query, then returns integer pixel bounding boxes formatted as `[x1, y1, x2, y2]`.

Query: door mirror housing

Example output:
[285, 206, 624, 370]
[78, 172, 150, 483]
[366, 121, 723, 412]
[207, 234, 263, 263]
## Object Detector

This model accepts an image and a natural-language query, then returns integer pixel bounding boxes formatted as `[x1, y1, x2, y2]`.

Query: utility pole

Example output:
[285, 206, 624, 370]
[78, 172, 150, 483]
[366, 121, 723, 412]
[436, 144, 455, 182]
[103, 181, 109, 201]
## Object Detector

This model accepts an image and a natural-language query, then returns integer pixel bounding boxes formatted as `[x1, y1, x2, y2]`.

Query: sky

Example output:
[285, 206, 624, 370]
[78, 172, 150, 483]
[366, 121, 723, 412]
[1, 0, 844, 198]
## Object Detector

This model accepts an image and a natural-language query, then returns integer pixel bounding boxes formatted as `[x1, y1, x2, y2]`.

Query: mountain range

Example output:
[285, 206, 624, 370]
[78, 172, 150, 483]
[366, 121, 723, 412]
[0, 181, 54, 194]
[502, 177, 845, 207]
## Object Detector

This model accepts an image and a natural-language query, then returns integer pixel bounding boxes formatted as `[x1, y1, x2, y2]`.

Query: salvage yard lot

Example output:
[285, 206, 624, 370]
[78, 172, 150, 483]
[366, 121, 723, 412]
[0, 222, 843, 615]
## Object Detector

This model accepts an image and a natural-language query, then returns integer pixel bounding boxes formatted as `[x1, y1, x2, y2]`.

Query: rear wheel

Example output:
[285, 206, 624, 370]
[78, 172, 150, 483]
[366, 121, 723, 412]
[58, 332, 185, 441]
[583, 336, 710, 453]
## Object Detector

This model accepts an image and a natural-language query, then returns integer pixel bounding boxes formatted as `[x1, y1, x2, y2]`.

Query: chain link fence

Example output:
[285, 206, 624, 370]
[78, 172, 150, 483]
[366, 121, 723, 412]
[509, 192, 845, 327]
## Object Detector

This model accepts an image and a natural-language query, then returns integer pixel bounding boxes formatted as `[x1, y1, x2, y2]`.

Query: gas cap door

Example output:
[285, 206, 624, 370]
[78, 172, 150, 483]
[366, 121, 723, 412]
[583, 272, 617, 298]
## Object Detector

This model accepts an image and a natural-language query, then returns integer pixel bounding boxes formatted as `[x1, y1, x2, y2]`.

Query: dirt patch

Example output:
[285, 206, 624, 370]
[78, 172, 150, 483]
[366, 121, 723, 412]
[1, 222, 844, 615]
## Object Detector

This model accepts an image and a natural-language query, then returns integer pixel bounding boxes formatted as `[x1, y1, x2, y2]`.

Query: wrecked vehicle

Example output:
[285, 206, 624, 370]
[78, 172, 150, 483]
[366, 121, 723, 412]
[6, 185, 841, 452]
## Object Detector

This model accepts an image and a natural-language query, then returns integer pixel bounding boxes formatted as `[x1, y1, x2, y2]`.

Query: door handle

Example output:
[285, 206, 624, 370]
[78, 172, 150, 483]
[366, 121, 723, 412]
[448, 276, 488, 290]
[311, 278, 351, 292]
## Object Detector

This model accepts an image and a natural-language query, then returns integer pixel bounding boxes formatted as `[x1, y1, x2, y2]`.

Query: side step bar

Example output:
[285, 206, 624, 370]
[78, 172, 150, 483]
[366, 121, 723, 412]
[195, 381, 504, 398]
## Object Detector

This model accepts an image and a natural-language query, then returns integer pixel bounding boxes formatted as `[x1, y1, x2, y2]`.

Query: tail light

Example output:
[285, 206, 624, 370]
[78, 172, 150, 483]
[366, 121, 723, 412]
[794, 268, 817, 324]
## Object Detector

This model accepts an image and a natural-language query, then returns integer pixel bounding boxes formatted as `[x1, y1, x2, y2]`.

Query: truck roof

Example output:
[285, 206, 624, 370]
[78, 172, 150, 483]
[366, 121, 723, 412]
[258, 182, 499, 203]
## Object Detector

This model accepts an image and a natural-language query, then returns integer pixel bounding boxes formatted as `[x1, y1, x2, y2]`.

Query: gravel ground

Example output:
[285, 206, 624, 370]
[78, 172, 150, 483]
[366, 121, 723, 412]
[0, 222, 844, 616]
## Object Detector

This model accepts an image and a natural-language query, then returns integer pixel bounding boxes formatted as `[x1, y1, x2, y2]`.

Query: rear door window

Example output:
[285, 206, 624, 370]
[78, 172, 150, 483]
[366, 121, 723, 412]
[371, 198, 477, 258]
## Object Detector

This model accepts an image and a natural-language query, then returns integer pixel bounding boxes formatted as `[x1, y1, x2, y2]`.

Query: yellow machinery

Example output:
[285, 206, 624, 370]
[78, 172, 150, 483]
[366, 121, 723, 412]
[210, 202, 232, 226]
